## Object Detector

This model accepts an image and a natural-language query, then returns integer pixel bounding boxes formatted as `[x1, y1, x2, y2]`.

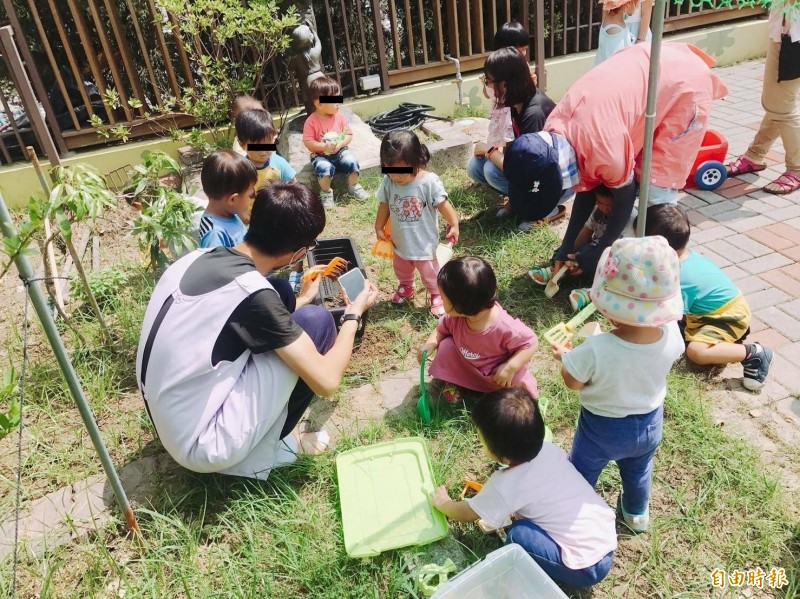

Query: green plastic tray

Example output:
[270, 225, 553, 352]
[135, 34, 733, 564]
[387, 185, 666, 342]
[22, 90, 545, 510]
[336, 437, 449, 558]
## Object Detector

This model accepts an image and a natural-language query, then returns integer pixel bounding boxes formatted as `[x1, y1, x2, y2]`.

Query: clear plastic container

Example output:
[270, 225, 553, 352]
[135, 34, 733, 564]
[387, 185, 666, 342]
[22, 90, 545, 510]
[431, 544, 568, 599]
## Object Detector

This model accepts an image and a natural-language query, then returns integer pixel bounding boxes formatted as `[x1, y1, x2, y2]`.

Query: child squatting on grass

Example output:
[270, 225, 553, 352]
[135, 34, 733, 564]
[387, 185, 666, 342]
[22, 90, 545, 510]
[643, 204, 773, 390]
[530, 185, 618, 311]
[302, 76, 370, 208]
[374, 129, 459, 316]
[418, 256, 539, 403]
[198, 150, 257, 250]
[552, 236, 685, 533]
[430, 388, 617, 588]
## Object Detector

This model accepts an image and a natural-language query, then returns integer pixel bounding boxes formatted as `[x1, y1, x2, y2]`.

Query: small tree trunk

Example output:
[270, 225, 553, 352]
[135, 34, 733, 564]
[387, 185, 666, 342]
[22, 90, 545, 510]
[65, 236, 111, 339]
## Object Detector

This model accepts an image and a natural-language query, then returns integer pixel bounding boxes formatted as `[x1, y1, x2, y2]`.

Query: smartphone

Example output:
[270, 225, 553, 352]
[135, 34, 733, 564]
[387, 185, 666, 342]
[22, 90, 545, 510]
[338, 268, 366, 300]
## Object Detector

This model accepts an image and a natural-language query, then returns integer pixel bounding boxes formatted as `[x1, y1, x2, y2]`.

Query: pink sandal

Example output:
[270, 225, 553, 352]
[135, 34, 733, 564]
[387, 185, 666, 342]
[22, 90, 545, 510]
[726, 155, 766, 177]
[764, 171, 800, 195]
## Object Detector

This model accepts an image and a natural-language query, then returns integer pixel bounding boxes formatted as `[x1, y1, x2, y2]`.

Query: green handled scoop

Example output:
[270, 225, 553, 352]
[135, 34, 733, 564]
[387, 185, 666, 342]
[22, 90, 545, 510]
[417, 350, 432, 423]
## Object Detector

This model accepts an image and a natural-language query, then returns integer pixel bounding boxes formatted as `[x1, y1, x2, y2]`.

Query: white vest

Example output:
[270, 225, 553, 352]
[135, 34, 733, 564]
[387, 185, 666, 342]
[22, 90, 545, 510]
[136, 250, 296, 479]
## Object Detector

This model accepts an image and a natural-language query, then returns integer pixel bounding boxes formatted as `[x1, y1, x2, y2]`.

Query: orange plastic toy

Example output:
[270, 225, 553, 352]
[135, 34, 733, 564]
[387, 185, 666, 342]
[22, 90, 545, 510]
[302, 256, 348, 283]
[372, 221, 394, 259]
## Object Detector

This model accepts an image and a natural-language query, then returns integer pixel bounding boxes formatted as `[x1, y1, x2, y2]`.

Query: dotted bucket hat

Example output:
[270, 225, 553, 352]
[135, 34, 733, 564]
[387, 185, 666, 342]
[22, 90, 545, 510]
[590, 236, 683, 327]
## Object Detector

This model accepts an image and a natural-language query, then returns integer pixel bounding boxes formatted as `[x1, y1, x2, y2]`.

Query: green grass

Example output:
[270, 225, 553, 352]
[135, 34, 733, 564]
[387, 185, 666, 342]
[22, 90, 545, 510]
[1, 167, 798, 598]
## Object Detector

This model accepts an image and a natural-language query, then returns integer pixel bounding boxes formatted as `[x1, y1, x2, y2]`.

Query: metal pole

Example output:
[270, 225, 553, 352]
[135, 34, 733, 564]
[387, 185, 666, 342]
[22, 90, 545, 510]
[635, 0, 667, 238]
[0, 193, 140, 535]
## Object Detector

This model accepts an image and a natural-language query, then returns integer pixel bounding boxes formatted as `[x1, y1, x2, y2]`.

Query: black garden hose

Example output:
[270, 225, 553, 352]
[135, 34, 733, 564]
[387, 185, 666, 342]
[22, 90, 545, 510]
[365, 102, 453, 135]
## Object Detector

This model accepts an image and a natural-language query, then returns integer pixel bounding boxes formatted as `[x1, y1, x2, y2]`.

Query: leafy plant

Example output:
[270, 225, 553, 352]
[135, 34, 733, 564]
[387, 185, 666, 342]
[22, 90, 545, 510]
[70, 266, 130, 309]
[0, 368, 20, 442]
[131, 185, 199, 271]
[91, 0, 298, 157]
[0, 164, 117, 341]
[125, 150, 183, 205]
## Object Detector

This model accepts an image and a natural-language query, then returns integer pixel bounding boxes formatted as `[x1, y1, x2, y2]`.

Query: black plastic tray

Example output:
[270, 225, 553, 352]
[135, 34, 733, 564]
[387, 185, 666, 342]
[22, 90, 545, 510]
[307, 237, 368, 336]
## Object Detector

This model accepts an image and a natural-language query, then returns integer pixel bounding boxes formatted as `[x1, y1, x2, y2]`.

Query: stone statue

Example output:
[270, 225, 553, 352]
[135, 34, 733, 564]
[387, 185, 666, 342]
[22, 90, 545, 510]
[287, 1, 325, 115]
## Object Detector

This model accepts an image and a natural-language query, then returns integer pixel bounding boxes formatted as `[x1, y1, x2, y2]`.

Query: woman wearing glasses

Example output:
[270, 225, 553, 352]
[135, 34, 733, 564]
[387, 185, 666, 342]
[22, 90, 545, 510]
[468, 47, 560, 231]
[136, 182, 379, 481]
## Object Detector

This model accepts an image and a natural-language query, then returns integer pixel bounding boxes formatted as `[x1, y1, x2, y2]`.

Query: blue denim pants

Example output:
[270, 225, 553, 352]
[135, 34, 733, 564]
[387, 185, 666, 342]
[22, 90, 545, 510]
[466, 155, 509, 195]
[569, 405, 663, 517]
[506, 520, 614, 588]
[312, 149, 360, 179]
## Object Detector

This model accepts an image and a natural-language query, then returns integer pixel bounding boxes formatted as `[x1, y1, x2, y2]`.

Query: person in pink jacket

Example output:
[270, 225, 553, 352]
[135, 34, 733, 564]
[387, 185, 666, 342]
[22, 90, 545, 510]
[513, 42, 728, 279]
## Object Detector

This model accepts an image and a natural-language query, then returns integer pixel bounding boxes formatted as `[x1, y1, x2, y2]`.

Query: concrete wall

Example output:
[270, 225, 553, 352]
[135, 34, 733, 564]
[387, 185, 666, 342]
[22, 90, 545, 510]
[0, 18, 767, 209]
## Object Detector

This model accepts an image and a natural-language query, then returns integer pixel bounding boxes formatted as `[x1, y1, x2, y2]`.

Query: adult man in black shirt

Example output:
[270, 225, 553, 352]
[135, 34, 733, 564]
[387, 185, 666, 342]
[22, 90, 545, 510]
[136, 182, 378, 480]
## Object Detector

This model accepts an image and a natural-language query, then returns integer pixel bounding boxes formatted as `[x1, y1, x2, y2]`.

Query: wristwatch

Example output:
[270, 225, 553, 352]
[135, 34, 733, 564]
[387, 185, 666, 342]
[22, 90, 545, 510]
[340, 313, 362, 327]
[486, 145, 500, 157]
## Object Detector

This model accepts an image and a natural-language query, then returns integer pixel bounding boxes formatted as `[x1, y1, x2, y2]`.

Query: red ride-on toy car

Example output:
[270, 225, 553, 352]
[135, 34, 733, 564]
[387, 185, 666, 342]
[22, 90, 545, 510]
[685, 130, 729, 191]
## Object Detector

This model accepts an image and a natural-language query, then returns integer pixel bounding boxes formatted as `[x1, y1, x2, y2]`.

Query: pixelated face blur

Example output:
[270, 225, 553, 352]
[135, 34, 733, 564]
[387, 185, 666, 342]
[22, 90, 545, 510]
[596, 194, 613, 217]
[245, 134, 277, 166]
[384, 160, 416, 185]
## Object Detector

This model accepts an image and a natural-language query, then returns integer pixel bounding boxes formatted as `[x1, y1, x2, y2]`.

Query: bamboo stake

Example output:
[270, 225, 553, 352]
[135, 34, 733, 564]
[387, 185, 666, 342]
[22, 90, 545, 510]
[25, 146, 64, 311]
[0, 191, 140, 536]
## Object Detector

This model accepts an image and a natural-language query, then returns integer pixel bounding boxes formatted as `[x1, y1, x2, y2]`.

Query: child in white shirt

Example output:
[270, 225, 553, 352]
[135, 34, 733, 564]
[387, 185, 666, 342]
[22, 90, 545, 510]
[431, 387, 617, 588]
[553, 236, 685, 533]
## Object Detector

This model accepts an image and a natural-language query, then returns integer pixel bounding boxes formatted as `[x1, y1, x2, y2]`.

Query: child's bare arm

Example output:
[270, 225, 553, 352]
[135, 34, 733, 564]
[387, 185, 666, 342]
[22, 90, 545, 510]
[493, 345, 536, 387]
[552, 344, 586, 390]
[375, 203, 390, 239]
[418, 328, 445, 364]
[303, 139, 328, 154]
[437, 199, 460, 243]
[638, 0, 654, 42]
[336, 132, 354, 152]
[573, 226, 593, 253]
[431, 486, 480, 522]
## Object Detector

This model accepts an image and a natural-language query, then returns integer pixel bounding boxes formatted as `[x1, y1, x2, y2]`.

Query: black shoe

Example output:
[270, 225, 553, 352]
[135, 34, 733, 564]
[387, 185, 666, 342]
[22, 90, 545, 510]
[742, 342, 773, 391]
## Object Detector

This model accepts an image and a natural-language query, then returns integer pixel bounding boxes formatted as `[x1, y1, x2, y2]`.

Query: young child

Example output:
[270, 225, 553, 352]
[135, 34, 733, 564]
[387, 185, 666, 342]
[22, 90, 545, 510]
[485, 22, 533, 151]
[419, 256, 539, 403]
[529, 185, 616, 311]
[198, 150, 257, 249]
[431, 388, 617, 588]
[594, 0, 636, 66]
[302, 76, 369, 208]
[375, 130, 459, 316]
[231, 94, 264, 155]
[553, 236, 685, 533]
[644, 204, 773, 390]
[235, 109, 296, 191]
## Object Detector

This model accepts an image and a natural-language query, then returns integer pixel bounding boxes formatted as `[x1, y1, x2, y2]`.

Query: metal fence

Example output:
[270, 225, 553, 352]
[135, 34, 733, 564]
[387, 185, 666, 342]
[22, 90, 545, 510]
[0, 0, 765, 165]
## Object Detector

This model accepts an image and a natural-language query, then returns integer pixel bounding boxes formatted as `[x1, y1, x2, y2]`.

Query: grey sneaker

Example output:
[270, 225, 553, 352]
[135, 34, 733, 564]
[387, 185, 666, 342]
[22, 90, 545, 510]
[742, 342, 773, 391]
[319, 189, 334, 209]
[517, 221, 534, 232]
[617, 495, 649, 534]
[348, 183, 370, 201]
[496, 198, 512, 218]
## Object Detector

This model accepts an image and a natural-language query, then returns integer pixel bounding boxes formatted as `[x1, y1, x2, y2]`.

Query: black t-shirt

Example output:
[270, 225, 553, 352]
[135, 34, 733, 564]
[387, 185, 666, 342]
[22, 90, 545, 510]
[180, 248, 303, 365]
[511, 89, 557, 138]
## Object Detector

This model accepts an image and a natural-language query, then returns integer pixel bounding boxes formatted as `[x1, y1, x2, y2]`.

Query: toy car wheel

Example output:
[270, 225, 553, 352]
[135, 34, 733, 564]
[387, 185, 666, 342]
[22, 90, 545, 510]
[695, 161, 727, 191]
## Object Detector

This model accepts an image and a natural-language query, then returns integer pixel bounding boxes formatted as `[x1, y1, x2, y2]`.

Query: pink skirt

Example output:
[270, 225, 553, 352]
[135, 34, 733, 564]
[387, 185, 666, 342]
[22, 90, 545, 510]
[429, 337, 539, 399]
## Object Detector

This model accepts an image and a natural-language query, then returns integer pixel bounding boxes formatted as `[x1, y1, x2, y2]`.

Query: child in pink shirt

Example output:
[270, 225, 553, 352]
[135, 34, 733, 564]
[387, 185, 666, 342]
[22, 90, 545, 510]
[419, 256, 539, 403]
[302, 76, 369, 208]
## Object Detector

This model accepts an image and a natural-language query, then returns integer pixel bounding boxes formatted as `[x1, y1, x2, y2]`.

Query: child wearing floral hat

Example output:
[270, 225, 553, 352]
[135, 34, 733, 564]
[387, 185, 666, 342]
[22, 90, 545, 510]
[552, 236, 685, 533]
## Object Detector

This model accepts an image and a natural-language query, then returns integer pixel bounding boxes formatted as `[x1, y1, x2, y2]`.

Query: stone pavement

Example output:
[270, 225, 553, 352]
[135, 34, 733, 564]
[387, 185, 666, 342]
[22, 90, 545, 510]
[678, 59, 800, 490]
